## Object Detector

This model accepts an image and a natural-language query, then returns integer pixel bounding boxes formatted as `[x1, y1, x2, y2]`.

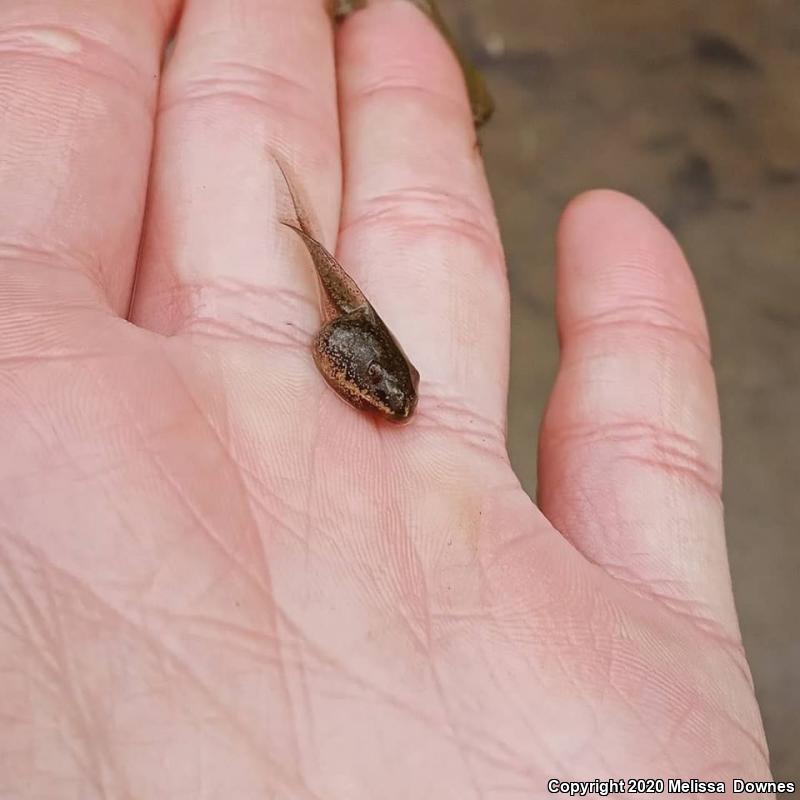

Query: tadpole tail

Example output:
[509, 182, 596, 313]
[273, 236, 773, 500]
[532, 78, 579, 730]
[271, 154, 319, 239]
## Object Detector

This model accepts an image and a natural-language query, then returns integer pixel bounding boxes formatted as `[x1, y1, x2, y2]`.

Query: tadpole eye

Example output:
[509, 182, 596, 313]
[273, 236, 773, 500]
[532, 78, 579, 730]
[367, 362, 383, 385]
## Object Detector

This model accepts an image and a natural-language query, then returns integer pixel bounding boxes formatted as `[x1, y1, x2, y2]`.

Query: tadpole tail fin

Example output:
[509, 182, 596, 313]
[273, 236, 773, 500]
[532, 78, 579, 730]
[279, 220, 368, 318]
[271, 153, 317, 237]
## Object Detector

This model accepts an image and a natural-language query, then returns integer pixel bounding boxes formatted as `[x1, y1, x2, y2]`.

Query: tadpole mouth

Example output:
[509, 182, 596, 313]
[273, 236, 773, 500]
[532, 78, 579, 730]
[384, 390, 417, 424]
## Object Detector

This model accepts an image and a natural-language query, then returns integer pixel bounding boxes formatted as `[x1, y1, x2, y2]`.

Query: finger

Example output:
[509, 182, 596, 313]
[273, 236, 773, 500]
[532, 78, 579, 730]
[538, 191, 739, 638]
[131, 0, 341, 340]
[0, 0, 178, 315]
[335, 1, 508, 439]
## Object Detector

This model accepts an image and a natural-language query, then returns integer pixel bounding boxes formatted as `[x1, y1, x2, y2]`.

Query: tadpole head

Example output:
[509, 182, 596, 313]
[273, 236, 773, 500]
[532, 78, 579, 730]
[314, 310, 420, 423]
[364, 358, 419, 423]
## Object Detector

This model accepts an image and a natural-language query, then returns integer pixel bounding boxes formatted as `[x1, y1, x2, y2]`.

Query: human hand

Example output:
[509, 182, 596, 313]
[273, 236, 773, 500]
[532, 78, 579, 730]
[0, 0, 771, 797]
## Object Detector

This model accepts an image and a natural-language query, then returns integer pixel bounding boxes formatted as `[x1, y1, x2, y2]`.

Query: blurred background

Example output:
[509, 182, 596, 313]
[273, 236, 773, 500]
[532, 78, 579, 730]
[437, 0, 799, 779]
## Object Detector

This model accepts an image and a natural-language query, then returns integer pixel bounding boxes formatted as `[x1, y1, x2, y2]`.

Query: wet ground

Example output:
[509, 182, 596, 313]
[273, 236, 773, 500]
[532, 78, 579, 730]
[438, 0, 799, 778]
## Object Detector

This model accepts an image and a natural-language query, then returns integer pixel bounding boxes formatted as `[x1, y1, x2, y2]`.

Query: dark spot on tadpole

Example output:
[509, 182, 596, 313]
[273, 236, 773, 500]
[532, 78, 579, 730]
[692, 32, 758, 71]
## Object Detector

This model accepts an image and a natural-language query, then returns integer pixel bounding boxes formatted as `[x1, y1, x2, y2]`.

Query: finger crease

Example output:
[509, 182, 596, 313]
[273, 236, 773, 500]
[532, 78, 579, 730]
[0, 23, 154, 99]
[342, 188, 502, 261]
[567, 310, 711, 360]
[546, 419, 721, 498]
[152, 280, 318, 345]
[350, 76, 466, 117]
[0, 239, 108, 300]
[159, 74, 326, 131]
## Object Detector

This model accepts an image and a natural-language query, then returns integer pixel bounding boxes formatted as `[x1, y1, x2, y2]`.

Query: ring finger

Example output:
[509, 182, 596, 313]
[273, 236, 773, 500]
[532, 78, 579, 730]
[335, 1, 509, 437]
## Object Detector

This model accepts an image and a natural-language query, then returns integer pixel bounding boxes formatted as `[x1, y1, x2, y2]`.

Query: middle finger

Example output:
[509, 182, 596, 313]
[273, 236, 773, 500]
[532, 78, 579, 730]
[132, 0, 341, 339]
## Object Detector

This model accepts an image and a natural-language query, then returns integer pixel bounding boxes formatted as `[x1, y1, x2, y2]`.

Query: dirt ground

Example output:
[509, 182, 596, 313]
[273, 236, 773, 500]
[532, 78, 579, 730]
[437, 0, 799, 778]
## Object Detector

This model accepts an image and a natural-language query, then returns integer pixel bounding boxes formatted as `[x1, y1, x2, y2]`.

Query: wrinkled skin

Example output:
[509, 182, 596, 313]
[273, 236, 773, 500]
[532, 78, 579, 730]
[0, 0, 771, 798]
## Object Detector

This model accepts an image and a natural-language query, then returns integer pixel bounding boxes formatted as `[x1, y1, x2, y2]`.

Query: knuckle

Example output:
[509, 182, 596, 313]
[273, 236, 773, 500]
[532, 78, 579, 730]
[0, 23, 150, 99]
[568, 299, 711, 361]
[342, 186, 503, 265]
[159, 61, 326, 132]
[351, 74, 464, 117]
[548, 418, 722, 499]
[149, 278, 316, 349]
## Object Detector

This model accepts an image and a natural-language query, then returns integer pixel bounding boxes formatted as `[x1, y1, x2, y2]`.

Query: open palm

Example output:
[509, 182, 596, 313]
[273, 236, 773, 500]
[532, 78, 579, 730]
[0, 0, 770, 796]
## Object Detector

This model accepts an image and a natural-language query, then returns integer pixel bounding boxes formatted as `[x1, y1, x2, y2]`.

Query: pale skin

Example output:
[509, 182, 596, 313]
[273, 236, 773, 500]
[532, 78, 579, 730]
[0, 0, 772, 797]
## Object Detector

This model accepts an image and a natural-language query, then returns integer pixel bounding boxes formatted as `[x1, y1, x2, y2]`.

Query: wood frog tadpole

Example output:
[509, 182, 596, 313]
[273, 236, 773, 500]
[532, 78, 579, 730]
[274, 159, 420, 423]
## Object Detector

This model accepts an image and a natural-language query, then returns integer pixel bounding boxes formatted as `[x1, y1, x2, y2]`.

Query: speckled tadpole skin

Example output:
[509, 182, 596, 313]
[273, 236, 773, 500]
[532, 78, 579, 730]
[275, 160, 420, 423]
[330, 0, 494, 127]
